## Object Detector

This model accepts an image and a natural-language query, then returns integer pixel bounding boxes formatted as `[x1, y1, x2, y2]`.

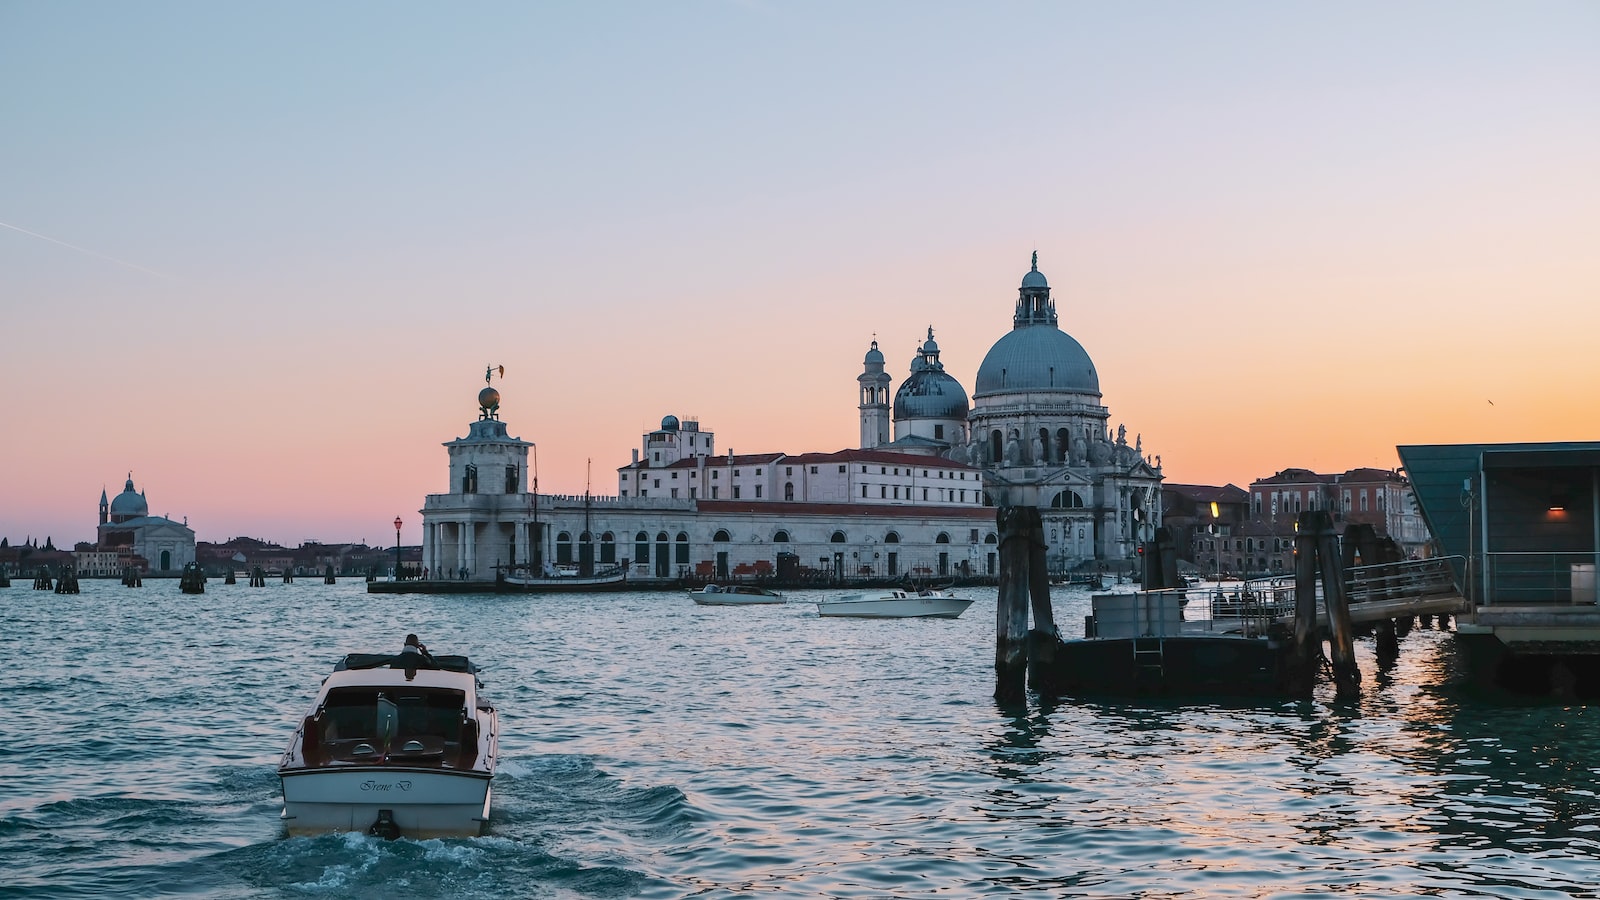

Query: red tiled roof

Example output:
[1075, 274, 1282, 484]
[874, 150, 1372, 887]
[694, 499, 993, 520]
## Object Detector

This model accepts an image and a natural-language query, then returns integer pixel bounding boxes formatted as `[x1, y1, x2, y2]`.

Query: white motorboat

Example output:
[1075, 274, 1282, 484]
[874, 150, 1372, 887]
[496, 564, 626, 592]
[689, 584, 785, 605]
[816, 588, 973, 619]
[277, 651, 498, 839]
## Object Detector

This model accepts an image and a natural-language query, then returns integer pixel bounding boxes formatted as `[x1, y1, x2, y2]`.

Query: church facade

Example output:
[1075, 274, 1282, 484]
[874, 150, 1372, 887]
[418, 255, 1161, 581]
[97, 475, 196, 572]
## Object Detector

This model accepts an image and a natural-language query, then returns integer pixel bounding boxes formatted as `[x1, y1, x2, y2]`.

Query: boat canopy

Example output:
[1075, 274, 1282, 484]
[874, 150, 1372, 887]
[335, 652, 477, 674]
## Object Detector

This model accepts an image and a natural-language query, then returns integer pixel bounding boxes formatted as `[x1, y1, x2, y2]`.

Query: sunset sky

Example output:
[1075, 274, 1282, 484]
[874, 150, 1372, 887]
[4, 2, 1597, 548]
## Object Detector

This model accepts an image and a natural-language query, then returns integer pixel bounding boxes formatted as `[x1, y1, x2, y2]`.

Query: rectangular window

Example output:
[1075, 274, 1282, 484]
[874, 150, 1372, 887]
[861, 485, 868, 497]
[506, 465, 519, 493]
[672, 472, 679, 479]
[755, 485, 763, 498]
[653, 479, 660, 488]
[463, 464, 478, 494]
[786, 466, 793, 475]
[922, 488, 928, 500]
[711, 486, 718, 499]
[712, 470, 719, 479]
[934, 425, 944, 440]
[893, 486, 900, 499]
[862, 466, 867, 473]
[733, 486, 741, 499]
[640, 489, 647, 497]
[881, 467, 887, 474]
[810, 466, 818, 474]
[971, 529, 979, 542]
[839, 465, 846, 473]
[880, 486, 887, 498]
[756, 468, 763, 475]
[961, 490, 966, 501]
[672, 488, 679, 498]
[620, 490, 628, 497]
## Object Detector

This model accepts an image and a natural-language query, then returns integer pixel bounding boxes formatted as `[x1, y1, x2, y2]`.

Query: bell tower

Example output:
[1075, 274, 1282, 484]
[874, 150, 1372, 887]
[858, 340, 891, 449]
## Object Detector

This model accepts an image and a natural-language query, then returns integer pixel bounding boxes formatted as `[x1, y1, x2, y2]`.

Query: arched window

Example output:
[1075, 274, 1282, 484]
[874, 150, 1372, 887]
[1051, 490, 1085, 509]
[600, 531, 616, 564]
[675, 532, 690, 564]
[1056, 427, 1071, 462]
[830, 531, 847, 543]
[936, 532, 950, 544]
[773, 530, 790, 542]
[556, 531, 573, 565]
[784, 482, 795, 501]
[989, 429, 1003, 464]
[884, 532, 900, 544]
[984, 533, 998, 544]
[713, 529, 731, 542]
[1037, 428, 1051, 463]
[635, 531, 649, 563]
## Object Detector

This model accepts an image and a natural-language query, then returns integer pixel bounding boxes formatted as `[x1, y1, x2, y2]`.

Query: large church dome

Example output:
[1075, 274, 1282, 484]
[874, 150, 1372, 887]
[109, 477, 148, 520]
[974, 256, 1101, 399]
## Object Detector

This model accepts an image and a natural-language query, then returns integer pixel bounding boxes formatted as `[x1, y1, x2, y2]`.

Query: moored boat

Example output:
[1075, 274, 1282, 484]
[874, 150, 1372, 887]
[816, 588, 973, 619]
[689, 584, 785, 605]
[495, 564, 626, 592]
[277, 650, 498, 839]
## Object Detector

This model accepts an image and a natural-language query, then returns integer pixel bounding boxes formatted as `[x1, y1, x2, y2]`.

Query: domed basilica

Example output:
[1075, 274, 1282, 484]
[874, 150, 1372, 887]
[861, 253, 1164, 568]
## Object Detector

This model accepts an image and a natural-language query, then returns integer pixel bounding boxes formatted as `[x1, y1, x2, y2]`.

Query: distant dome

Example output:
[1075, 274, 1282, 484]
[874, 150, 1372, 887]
[863, 341, 885, 365]
[894, 368, 969, 420]
[975, 326, 1100, 398]
[478, 387, 501, 410]
[109, 477, 148, 520]
[660, 415, 681, 432]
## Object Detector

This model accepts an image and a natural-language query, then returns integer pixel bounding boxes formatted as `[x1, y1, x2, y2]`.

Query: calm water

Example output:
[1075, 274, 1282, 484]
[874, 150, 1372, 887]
[4, 579, 1599, 899]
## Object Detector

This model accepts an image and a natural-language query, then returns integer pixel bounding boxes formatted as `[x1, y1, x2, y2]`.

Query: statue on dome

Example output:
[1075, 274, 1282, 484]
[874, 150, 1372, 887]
[1116, 424, 1127, 445]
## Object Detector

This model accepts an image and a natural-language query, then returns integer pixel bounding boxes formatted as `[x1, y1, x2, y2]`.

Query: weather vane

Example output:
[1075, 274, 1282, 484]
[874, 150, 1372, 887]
[485, 364, 505, 385]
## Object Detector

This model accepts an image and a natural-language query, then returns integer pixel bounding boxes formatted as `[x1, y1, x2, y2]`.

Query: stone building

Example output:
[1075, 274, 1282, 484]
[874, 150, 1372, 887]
[96, 475, 195, 573]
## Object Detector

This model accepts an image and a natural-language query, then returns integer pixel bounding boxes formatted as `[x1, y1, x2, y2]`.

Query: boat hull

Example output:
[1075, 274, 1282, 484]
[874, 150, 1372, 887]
[817, 596, 973, 618]
[279, 766, 493, 839]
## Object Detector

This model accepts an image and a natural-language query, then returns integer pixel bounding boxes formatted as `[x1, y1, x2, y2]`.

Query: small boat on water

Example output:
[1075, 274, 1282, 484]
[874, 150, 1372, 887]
[277, 650, 498, 839]
[689, 584, 785, 605]
[816, 588, 973, 619]
[495, 564, 626, 593]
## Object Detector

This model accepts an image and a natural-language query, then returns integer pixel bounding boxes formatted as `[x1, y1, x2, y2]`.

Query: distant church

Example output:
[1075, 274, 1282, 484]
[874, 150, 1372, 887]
[98, 475, 196, 572]
[418, 255, 1163, 580]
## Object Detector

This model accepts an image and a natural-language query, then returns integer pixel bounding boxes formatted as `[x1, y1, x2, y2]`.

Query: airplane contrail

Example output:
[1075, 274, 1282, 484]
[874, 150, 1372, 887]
[0, 219, 173, 280]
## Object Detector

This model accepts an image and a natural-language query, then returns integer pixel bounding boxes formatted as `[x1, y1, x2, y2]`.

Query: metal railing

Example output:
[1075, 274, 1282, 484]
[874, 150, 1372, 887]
[1482, 552, 1599, 606]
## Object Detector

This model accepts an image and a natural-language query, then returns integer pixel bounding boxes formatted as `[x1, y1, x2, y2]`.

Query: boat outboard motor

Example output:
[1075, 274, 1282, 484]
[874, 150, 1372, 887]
[369, 808, 400, 840]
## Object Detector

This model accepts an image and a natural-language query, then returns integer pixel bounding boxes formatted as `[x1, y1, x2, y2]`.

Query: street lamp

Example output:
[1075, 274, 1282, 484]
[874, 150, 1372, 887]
[394, 517, 403, 581]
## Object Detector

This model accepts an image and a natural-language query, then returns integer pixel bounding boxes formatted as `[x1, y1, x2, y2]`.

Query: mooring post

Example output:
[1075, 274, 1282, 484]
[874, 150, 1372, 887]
[1293, 513, 1321, 685]
[1313, 512, 1360, 697]
[995, 504, 1034, 702]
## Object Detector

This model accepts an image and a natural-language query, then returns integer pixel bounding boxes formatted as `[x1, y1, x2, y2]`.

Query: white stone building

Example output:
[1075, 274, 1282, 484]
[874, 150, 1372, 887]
[97, 475, 196, 572]
[418, 254, 1162, 580]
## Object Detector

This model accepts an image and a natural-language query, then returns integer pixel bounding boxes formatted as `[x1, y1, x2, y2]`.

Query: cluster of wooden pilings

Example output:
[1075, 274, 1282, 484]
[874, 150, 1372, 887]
[32, 569, 53, 590]
[250, 567, 267, 587]
[997, 505, 1402, 701]
[0, 570, 11, 587]
[54, 569, 80, 593]
[121, 566, 143, 587]
[179, 563, 206, 594]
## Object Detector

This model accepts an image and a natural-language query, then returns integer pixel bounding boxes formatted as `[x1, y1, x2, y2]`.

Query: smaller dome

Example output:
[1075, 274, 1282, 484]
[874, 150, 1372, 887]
[863, 341, 885, 365]
[921, 335, 940, 354]
[660, 415, 681, 432]
[1021, 250, 1049, 289]
[478, 387, 501, 410]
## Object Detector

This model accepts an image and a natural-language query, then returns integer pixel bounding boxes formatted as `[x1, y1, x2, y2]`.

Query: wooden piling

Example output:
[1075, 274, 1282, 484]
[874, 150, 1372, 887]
[1293, 515, 1321, 687]
[33, 568, 52, 590]
[324, 565, 337, 585]
[995, 504, 1035, 702]
[250, 566, 265, 587]
[1312, 512, 1361, 698]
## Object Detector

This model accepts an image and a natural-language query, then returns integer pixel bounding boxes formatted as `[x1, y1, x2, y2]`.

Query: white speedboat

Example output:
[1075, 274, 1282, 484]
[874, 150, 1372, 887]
[278, 651, 498, 839]
[689, 584, 785, 605]
[816, 588, 973, 619]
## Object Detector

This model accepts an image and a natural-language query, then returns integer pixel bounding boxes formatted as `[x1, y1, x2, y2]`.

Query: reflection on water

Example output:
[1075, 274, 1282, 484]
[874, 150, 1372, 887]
[3, 581, 1600, 897]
